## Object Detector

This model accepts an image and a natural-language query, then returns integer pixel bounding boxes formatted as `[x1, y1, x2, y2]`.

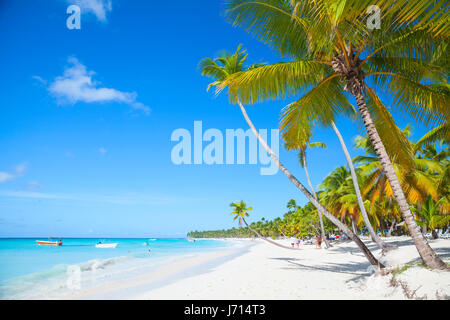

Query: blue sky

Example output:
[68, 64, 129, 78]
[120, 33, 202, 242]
[0, 0, 430, 238]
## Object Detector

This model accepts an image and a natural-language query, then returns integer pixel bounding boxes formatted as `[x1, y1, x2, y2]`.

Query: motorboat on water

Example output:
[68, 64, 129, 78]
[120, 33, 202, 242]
[95, 242, 118, 248]
[36, 238, 62, 246]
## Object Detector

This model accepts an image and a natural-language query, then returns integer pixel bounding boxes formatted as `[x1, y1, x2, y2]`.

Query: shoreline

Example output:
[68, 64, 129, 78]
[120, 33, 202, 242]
[59, 240, 255, 300]
[4, 236, 449, 300]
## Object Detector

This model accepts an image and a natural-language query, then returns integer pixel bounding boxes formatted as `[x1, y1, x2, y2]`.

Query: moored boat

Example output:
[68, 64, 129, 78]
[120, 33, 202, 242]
[36, 239, 62, 246]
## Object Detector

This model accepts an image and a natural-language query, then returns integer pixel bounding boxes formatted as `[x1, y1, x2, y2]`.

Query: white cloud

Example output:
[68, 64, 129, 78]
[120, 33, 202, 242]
[68, 0, 112, 22]
[0, 190, 59, 199]
[32, 75, 47, 85]
[24, 181, 42, 190]
[0, 164, 27, 183]
[0, 190, 194, 206]
[0, 172, 14, 183]
[48, 57, 150, 115]
[15, 164, 27, 175]
[99, 147, 107, 155]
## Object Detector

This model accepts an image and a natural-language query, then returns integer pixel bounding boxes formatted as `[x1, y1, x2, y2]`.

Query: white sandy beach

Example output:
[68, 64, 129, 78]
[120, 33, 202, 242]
[64, 237, 450, 300]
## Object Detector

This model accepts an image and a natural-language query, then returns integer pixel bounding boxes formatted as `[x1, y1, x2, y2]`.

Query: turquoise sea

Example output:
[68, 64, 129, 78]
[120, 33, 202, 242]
[0, 238, 237, 299]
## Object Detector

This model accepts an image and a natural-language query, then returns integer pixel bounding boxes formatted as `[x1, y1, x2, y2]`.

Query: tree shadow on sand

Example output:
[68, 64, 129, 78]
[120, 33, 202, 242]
[270, 242, 450, 283]
[269, 257, 372, 279]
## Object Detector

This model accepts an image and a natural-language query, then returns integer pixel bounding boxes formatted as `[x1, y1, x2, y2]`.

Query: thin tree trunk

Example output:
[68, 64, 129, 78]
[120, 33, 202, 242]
[242, 219, 300, 250]
[352, 90, 448, 270]
[422, 226, 428, 235]
[351, 217, 358, 235]
[331, 121, 393, 251]
[432, 229, 438, 240]
[237, 101, 384, 268]
[387, 219, 396, 237]
[302, 151, 331, 248]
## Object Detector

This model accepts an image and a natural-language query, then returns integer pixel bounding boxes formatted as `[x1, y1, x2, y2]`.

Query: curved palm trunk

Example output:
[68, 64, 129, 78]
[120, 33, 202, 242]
[242, 219, 300, 250]
[331, 121, 393, 251]
[301, 151, 331, 248]
[237, 101, 384, 268]
[351, 217, 358, 235]
[387, 219, 396, 237]
[352, 90, 448, 270]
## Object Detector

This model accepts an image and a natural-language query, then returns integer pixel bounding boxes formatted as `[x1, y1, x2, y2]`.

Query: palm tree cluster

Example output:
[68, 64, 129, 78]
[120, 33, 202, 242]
[189, 132, 449, 242]
[198, 0, 449, 270]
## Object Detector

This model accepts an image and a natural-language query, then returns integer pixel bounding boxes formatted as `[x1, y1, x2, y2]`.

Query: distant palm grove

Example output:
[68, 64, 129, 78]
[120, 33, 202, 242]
[193, 0, 449, 270]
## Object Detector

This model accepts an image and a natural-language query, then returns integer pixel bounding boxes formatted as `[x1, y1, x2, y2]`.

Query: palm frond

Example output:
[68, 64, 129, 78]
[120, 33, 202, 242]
[220, 60, 330, 104]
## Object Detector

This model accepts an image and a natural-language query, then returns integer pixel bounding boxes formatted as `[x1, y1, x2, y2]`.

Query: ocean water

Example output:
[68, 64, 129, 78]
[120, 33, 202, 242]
[0, 238, 236, 299]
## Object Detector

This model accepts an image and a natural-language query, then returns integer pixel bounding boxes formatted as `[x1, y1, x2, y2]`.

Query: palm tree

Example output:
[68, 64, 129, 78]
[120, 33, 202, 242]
[230, 201, 300, 250]
[201, 45, 384, 267]
[285, 140, 331, 248]
[221, 0, 448, 270]
[354, 129, 443, 211]
[330, 121, 392, 251]
[416, 196, 450, 239]
[286, 199, 298, 213]
[282, 97, 389, 249]
[230, 201, 252, 228]
[319, 166, 357, 226]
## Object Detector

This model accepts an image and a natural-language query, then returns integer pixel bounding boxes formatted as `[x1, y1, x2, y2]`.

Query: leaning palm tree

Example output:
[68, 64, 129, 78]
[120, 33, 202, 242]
[285, 140, 331, 248]
[285, 118, 393, 250]
[283, 101, 390, 250]
[330, 121, 392, 251]
[201, 45, 384, 267]
[221, 0, 449, 270]
[230, 201, 252, 228]
[230, 201, 300, 250]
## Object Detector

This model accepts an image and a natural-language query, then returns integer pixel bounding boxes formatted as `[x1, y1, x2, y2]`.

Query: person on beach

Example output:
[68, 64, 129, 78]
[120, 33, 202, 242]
[316, 235, 322, 249]
[296, 238, 300, 248]
[290, 237, 296, 248]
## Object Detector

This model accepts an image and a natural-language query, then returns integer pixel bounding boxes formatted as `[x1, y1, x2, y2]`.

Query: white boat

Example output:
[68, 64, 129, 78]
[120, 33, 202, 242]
[95, 243, 118, 248]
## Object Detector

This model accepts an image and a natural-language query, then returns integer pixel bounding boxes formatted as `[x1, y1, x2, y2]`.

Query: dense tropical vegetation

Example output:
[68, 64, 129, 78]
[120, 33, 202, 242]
[189, 126, 449, 260]
[196, 0, 449, 270]
[189, 129, 449, 242]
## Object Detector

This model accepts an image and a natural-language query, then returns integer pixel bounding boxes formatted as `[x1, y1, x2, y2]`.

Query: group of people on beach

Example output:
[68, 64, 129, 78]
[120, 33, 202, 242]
[289, 236, 323, 249]
[289, 231, 350, 249]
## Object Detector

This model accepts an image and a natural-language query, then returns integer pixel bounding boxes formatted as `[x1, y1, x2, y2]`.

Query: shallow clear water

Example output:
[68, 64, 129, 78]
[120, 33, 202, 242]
[0, 238, 234, 299]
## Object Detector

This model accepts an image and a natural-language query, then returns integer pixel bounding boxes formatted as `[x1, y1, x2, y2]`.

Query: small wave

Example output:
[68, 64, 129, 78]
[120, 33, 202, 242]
[0, 255, 133, 299]
[78, 256, 129, 272]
